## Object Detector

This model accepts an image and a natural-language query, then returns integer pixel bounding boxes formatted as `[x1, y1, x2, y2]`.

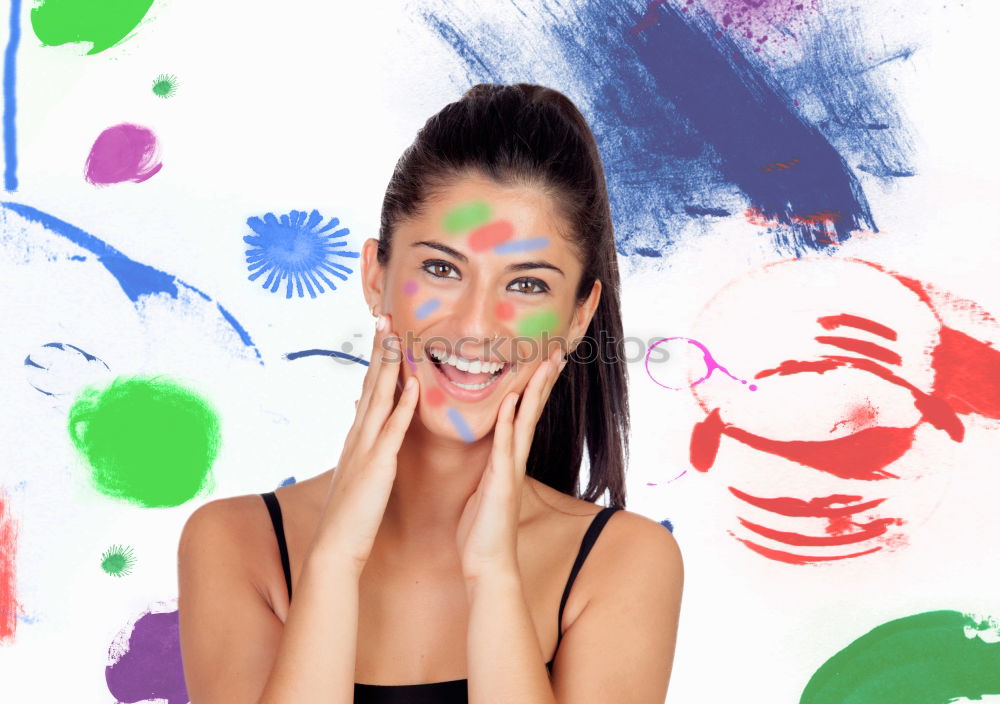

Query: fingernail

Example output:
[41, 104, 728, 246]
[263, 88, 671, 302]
[376, 315, 386, 331]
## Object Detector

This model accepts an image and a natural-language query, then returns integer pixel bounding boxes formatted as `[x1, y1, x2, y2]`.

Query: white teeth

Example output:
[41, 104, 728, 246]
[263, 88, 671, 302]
[448, 374, 502, 391]
[427, 349, 505, 375]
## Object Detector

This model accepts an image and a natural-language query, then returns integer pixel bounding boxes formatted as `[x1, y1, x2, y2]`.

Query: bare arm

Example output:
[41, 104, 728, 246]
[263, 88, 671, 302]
[177, 499, 364, 704]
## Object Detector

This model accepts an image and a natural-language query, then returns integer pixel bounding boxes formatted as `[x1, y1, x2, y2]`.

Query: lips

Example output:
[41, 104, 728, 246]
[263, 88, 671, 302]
[427, 351, 512, 402]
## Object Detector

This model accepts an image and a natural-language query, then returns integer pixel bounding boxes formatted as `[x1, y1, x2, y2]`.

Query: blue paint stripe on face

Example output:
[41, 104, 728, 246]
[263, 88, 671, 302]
[493, 237, 550, 254]
[446, 407, 475, 443]
[415, 297, 441, 320]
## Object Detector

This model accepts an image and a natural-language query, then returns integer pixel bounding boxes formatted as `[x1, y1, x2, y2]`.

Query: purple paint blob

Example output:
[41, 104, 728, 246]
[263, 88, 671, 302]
[85, 123, 163, 185]
[403, 279, 419, 296]
[645, 336, 758, 391]
[700, 0, 819, 48]
[106, 608, 188, 704]
[405, 348, 417, 372]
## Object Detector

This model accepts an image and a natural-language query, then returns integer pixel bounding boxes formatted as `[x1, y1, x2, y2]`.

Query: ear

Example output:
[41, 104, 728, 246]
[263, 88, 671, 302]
[360, 238, 385, 313]
[567, 279, 602, 353]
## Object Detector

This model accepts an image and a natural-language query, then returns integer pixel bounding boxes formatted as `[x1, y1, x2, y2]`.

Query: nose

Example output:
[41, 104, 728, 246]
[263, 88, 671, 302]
[452, 284, 507, 355]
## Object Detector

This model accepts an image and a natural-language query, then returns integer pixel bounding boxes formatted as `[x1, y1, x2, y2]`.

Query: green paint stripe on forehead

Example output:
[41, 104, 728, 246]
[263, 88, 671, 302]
[517, 309, 559, 338]
[443, 201, 492, 233]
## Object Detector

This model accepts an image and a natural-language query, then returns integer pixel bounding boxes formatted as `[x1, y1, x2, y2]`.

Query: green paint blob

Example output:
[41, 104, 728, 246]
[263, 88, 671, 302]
[101, 544, 136, 577]
[517, 309, 559, 338]
[801, 610, 1000, 704]
[152, 73, 178, 98]
[443, 201, 492, 234]
[30, 0, 156, 55]
[67, 376, 220, 508]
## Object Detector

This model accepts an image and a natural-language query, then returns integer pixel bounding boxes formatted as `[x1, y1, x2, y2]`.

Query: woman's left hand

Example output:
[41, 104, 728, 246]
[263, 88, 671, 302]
[457, 346, 568, 585]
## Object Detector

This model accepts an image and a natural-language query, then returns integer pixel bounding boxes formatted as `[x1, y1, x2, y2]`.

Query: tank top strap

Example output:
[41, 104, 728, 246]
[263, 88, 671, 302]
[261, 491, 293, 601]
[552, 506, 622, 657]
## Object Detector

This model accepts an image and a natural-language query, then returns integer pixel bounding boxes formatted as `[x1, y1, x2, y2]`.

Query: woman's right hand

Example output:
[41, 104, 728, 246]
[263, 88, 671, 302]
[312, 313, 419, 572]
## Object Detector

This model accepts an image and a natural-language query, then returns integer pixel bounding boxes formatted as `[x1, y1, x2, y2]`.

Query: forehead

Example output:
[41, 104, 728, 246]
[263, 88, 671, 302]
[400, 173, 571, 246]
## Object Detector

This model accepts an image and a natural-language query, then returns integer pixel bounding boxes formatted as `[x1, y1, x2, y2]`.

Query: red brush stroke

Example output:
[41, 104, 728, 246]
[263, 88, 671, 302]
[469, 220, 514, 252]
[691, 407, 916, 479]
[813, 335, 902, 365]
[727, 487, 888, 517]
[731, 534, 883, 564]
[737, 515, 900, 546]
[816, 313, 897, 341]
[932, 326, 1000, 418]
[0, 492, 20, 642]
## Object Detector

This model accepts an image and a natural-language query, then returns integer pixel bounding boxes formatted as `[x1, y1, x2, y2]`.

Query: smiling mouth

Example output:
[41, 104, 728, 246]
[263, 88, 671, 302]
[427, 348, 510, 391]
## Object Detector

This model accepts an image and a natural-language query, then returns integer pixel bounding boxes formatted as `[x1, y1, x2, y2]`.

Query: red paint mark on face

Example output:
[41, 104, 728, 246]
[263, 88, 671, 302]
[468, 220, 515, 253]
[426, 387, 445, 406]
[403, 280, 418, 296]
[0, 493, 21, 641]
[495, 301, 515, 321]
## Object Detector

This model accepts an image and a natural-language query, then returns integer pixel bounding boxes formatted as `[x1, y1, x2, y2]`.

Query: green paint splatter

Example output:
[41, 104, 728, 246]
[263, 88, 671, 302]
[801, 610, 1000, 704]
[30, 0, 156, 55]
[151, 73, 178, 98]
[101, 544, 136, 577]
[67, 375, 220, 508]
[517, 309, 559, 338]
[443, 201, 491, 234]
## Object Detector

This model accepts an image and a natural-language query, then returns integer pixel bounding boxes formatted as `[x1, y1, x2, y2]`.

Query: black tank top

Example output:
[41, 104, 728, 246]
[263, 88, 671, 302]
[260, 491, 621, 702]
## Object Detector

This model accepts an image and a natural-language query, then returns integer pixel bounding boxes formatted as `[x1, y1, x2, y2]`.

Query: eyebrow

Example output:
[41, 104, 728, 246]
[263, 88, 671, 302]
[412, 240, 565, 277]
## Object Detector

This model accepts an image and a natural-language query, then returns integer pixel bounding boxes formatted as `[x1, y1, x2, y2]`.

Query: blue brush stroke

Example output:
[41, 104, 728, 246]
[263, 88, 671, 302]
[4, 0, 21, 191]
[447, 406, 475, 442]
[2, 201, 263, 364]
[419, 0, 903, 256]
[23, 342, 111, 396]
[284, 348, 369, 366]
[660, 518, 673, 533]
[415, 297, 441, 320]
[493, 237, 549, 254]
[278, 476, 297, 487]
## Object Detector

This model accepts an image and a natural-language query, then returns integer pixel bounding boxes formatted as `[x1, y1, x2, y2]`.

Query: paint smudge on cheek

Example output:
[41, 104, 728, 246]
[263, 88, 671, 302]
[493, 237, 549, 254]
[85, 124, 162, 185]
[66, 376, 221, 508]
[517, 309, 559, 339]
[800, 610, 1000, 704]
[403, 279, 419, 296]
[426, 387, 445, 407]
[443, 201, 492, 233]
[495, 301, 515, 321]
[405, 348, 417, 373]
[415, 298, 441, 320]
[469, 220, 515, 252]
[446, 407, 476, 442]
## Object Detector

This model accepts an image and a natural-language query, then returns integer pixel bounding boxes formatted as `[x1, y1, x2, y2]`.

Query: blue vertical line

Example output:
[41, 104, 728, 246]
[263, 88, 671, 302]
[3, 0, 21, 191]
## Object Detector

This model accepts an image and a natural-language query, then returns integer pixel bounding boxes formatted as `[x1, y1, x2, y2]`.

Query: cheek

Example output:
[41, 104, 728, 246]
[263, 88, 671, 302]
[516, 308, 559, 338]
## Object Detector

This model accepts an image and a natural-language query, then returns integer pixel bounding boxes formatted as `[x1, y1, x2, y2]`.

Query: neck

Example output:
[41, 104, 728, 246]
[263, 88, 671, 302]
[372, 416, 538, 570]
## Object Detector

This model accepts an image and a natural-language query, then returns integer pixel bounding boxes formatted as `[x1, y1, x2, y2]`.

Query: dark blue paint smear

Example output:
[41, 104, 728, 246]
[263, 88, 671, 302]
[420, 0, 898, 256]
[284, 348, 369, 366]
[2, 201, 263, 364]
[660, 518, 674, 533]
[4, 0, 22, 191]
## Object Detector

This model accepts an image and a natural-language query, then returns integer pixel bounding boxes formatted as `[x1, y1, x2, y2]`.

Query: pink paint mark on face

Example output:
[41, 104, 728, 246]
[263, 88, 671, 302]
[495, 301, 515, 321]
[426, 387, 445, 406]
[468, 220, 515, 252]
[85, 123, 163, 185]
[403, 280, 419, 296]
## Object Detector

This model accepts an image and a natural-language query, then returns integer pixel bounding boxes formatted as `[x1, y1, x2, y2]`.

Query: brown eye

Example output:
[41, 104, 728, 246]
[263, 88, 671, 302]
[508, 277, 548, 295]
[422, 260, 460, 280]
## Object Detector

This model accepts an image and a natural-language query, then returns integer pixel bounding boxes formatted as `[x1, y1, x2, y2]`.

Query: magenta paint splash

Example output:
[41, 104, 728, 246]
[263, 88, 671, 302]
[696, 0, 821, 50]
[85, 123, 163, 185]
[645, 336, 758, 390]
[106, 607, 188, 704]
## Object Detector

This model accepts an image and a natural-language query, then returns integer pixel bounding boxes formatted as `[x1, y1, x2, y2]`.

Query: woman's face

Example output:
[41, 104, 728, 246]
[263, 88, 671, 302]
[361, 172, 601, 443]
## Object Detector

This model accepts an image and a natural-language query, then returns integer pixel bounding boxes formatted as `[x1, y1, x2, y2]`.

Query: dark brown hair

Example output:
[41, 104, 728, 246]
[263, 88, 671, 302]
[377, 83, 628, 509]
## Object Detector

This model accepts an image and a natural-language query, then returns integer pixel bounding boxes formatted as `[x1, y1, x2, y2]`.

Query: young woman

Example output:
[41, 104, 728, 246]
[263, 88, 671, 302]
[178, 83, 683, 703]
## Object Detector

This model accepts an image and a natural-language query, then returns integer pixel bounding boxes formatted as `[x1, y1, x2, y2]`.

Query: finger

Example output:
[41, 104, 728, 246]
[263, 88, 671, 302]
[352, 314, 390, 424]
[513, 348, 563, 464]
[374, 375, 420, 457]
[359, 328, 407, 444]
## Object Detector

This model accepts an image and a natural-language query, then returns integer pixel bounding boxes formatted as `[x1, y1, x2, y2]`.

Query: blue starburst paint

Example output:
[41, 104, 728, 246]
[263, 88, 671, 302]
[244, 209, 360, 299]
[1, 201, 263, 363]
